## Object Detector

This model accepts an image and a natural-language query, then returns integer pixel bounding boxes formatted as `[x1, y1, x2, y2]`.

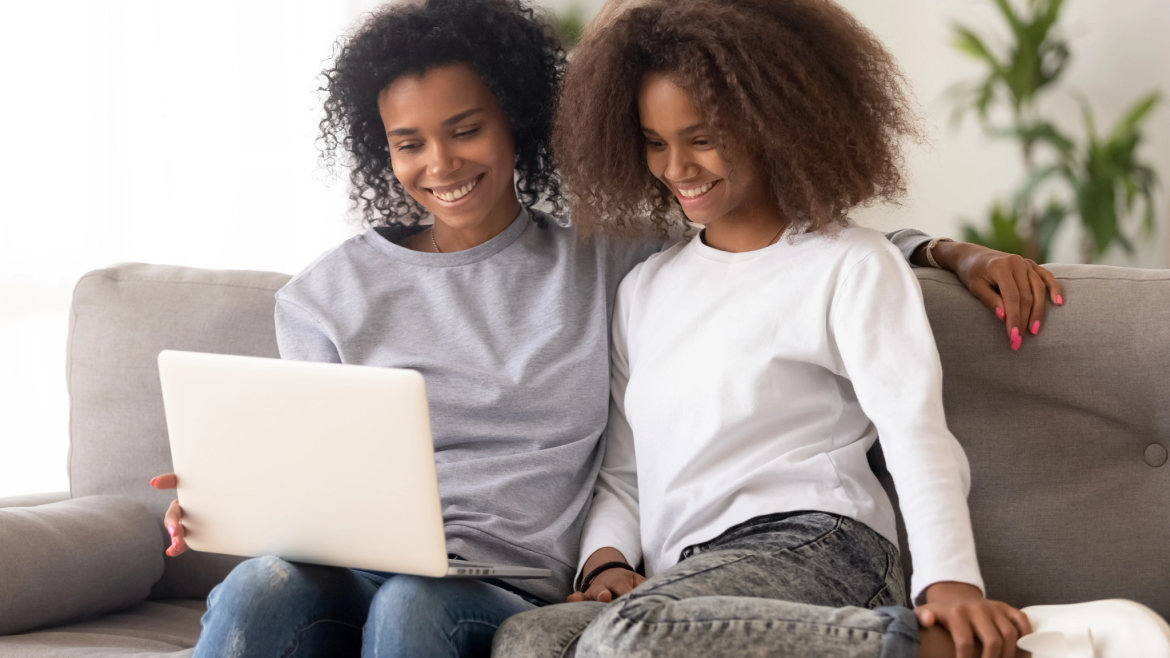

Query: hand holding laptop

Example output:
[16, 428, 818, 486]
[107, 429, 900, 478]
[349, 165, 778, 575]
[149, 473, 188, 557]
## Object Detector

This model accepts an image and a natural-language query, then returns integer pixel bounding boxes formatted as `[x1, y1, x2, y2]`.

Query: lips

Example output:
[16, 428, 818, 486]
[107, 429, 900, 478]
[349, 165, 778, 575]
[674, 179, 720, 204]
[426, 173, 484, 203]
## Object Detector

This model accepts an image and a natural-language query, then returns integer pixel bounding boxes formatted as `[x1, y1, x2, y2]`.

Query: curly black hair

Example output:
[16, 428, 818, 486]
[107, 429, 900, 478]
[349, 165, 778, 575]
[318, 0, 566, 229]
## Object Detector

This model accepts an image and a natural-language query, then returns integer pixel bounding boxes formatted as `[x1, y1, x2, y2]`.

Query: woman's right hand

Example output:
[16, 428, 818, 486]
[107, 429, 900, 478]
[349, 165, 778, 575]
[149, 473, 189, 557]
[567, 547, 646, 602]
[568, 567, 646, 603]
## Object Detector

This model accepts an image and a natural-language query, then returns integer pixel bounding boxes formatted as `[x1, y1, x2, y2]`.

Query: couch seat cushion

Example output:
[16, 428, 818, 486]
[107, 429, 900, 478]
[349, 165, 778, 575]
[0, 600, 204, 657]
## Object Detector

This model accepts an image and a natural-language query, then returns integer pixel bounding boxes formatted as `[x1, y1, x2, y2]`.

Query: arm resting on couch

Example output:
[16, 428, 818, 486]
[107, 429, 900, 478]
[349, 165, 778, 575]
[0, 495, 165, 636]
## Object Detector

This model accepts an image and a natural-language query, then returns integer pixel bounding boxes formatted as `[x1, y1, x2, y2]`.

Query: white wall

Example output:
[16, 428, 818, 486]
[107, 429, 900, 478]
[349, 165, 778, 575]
[0, 0, 361, 498]
[1, 0, 1166, 498]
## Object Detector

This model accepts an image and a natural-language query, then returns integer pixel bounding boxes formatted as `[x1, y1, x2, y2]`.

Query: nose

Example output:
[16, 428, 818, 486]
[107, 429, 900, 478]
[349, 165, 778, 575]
[663, 146, 699, 183]
[426, 140, 462, 179]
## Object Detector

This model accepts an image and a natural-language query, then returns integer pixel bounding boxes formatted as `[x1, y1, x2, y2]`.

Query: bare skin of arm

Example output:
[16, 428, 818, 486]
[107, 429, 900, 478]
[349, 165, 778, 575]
[911, 241, 1063, 351]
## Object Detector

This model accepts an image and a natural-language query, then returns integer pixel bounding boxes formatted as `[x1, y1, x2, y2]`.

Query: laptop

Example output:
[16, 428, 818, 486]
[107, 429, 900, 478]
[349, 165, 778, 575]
[157, 350, 550, 580]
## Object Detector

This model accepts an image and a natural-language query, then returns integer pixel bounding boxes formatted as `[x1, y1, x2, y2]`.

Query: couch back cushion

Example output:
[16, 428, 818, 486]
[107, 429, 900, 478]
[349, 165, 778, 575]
[67, 263, 291, 599]
[886, 265, 1170, 617]
[67, 262, 1170, 613]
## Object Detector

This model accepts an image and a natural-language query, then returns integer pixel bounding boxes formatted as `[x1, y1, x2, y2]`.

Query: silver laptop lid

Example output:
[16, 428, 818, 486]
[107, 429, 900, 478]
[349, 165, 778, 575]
[158, 350, 449, 577]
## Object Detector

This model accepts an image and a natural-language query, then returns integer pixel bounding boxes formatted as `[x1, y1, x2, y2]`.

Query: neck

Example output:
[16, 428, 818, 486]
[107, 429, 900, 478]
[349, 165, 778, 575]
[701, 202, 787, 253]
[432, 193, 522, 252]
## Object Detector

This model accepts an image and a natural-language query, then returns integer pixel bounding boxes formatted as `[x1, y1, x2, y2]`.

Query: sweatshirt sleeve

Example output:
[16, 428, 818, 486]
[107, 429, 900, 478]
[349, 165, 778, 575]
[576, 273, 644, 586]
[829, 248, 984, 602]
[274, 296, 342, 364]
[884, 229, 933, 268]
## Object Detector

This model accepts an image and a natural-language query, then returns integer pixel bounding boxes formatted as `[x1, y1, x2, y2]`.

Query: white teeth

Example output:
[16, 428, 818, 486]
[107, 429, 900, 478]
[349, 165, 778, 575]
[433, 176, 479, 202]
[680, 182, 714, 198]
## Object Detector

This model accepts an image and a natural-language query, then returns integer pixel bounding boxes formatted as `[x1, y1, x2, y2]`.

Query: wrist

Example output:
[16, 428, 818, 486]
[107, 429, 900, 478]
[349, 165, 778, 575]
[579, 561, 635, 592]
[924, 581, 984, 603]
[923, 238, 960, 270]
[578, 547, 628, 590]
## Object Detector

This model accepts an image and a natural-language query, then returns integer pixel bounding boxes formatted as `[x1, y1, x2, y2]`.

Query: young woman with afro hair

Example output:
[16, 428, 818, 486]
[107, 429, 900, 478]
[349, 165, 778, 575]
[486, 1, 1165, 658]
[148, 0, 1067, 656]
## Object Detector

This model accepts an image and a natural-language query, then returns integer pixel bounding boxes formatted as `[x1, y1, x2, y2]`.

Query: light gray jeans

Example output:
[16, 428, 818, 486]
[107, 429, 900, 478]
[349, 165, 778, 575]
[492, 512, 920, 658]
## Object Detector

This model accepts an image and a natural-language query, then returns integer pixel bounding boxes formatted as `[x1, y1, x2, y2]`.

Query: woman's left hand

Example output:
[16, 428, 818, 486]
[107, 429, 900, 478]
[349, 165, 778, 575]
[916, 582, 1032, 658]
[923, 241, 1063, 351]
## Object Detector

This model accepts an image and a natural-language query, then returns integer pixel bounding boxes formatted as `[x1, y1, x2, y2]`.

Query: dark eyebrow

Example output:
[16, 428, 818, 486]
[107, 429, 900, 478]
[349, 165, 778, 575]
[385, 108, 484, 138]
[678, 123, 706, 135]
[442, 108, 483, 126]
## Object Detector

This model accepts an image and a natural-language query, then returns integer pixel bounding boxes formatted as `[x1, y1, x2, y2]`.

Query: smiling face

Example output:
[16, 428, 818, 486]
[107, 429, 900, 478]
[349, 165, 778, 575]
[637, 72, 772, 228]
[378, 63, 520, 234]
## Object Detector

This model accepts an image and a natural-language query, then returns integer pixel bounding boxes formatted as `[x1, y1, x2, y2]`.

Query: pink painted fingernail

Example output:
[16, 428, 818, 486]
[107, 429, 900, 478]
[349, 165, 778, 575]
[995, 307, 1005, 320]
[1031, 321, 1040, 335]
[1056, 295, 1063, 305]
[150, 477, 157, 487]
[1011, 327, 1019, 341]
[1012, 336, 1021, 351]
[167, 524, 175, 537]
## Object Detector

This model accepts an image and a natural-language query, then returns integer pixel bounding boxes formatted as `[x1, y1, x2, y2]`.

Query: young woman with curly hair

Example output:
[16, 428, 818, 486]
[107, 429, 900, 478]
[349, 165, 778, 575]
[487, 1, 1147, 657]
[148, 0, 1066, 655]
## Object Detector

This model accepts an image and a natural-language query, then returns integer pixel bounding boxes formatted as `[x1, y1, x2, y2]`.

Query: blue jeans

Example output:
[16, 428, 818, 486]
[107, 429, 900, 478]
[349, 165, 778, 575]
[495, 512, 919, 658]
[194, 556, 541, 658]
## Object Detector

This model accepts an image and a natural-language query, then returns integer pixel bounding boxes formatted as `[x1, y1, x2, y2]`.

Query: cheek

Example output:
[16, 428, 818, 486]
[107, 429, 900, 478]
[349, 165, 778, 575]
[698, 151, 728, 180]
[644, 150, 667, 179]
[481, 126, 517, 172]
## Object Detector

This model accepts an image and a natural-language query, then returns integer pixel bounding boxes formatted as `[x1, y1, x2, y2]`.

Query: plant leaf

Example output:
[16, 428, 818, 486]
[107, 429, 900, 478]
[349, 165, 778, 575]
[1109, 91, 1161, 142]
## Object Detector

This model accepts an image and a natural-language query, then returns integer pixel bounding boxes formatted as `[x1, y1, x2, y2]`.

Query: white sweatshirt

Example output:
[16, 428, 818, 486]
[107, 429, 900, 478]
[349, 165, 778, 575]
[579, 225, 984, 601]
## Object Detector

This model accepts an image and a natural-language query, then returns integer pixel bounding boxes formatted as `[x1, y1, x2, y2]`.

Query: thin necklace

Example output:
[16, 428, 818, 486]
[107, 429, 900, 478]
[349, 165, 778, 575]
[764, 224, 785, 248]
[430, 226, 442, 253]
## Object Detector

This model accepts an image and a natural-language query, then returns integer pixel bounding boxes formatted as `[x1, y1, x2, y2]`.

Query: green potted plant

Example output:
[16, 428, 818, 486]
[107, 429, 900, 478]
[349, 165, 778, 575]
[951, 0, 1162, 263]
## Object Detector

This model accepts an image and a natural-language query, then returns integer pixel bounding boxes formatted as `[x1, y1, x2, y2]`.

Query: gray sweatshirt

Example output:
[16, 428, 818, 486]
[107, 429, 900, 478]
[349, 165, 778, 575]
[274, 206, 930, 602]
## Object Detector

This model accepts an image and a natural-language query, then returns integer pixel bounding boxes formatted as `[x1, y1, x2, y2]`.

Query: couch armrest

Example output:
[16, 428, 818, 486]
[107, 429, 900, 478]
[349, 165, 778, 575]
[0, 495, 165, 636]
[0, 491, 70, 510]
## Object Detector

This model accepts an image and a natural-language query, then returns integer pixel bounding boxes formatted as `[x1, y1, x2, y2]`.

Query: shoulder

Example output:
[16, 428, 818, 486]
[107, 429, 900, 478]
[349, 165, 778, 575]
[616, 240, 685, 294]
[795, 224, 905, 271]
[275, 232, 376, 306]
[538, 207, 666, 271]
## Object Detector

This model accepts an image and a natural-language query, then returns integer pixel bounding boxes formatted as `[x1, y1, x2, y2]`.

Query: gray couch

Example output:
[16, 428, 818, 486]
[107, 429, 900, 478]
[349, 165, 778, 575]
[0, 261, 1167, 656]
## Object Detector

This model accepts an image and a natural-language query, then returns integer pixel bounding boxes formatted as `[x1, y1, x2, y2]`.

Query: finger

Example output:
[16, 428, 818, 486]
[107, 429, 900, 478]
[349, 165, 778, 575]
[968, 278, 1006, 318]
[1035, 265, 1063, 306]
[567, 592, 584, 603]
[995, 269, 1023, 347]
[608, 578, 636, 598]
[1003, 604, 1033, 637]
[969, 607, 1003, 658]
[163, 500, 181, 533]
[168, 532, 190, 557]
[991, 609, 1020, 658]
[596, 588, 612, 603]
[944, 612, 976, 658]
[1010, 261, 1034, 346]
[914, 606, 937, 628]
[1026, 265, 1047, 335]
[163, 501, 188, 556]
[150, 473, 177, 490]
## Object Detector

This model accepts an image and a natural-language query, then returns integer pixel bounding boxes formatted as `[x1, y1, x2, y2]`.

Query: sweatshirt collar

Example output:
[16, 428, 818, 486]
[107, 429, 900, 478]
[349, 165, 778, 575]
[688, 227, 792, 264]
[364, 206, 531, 267]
